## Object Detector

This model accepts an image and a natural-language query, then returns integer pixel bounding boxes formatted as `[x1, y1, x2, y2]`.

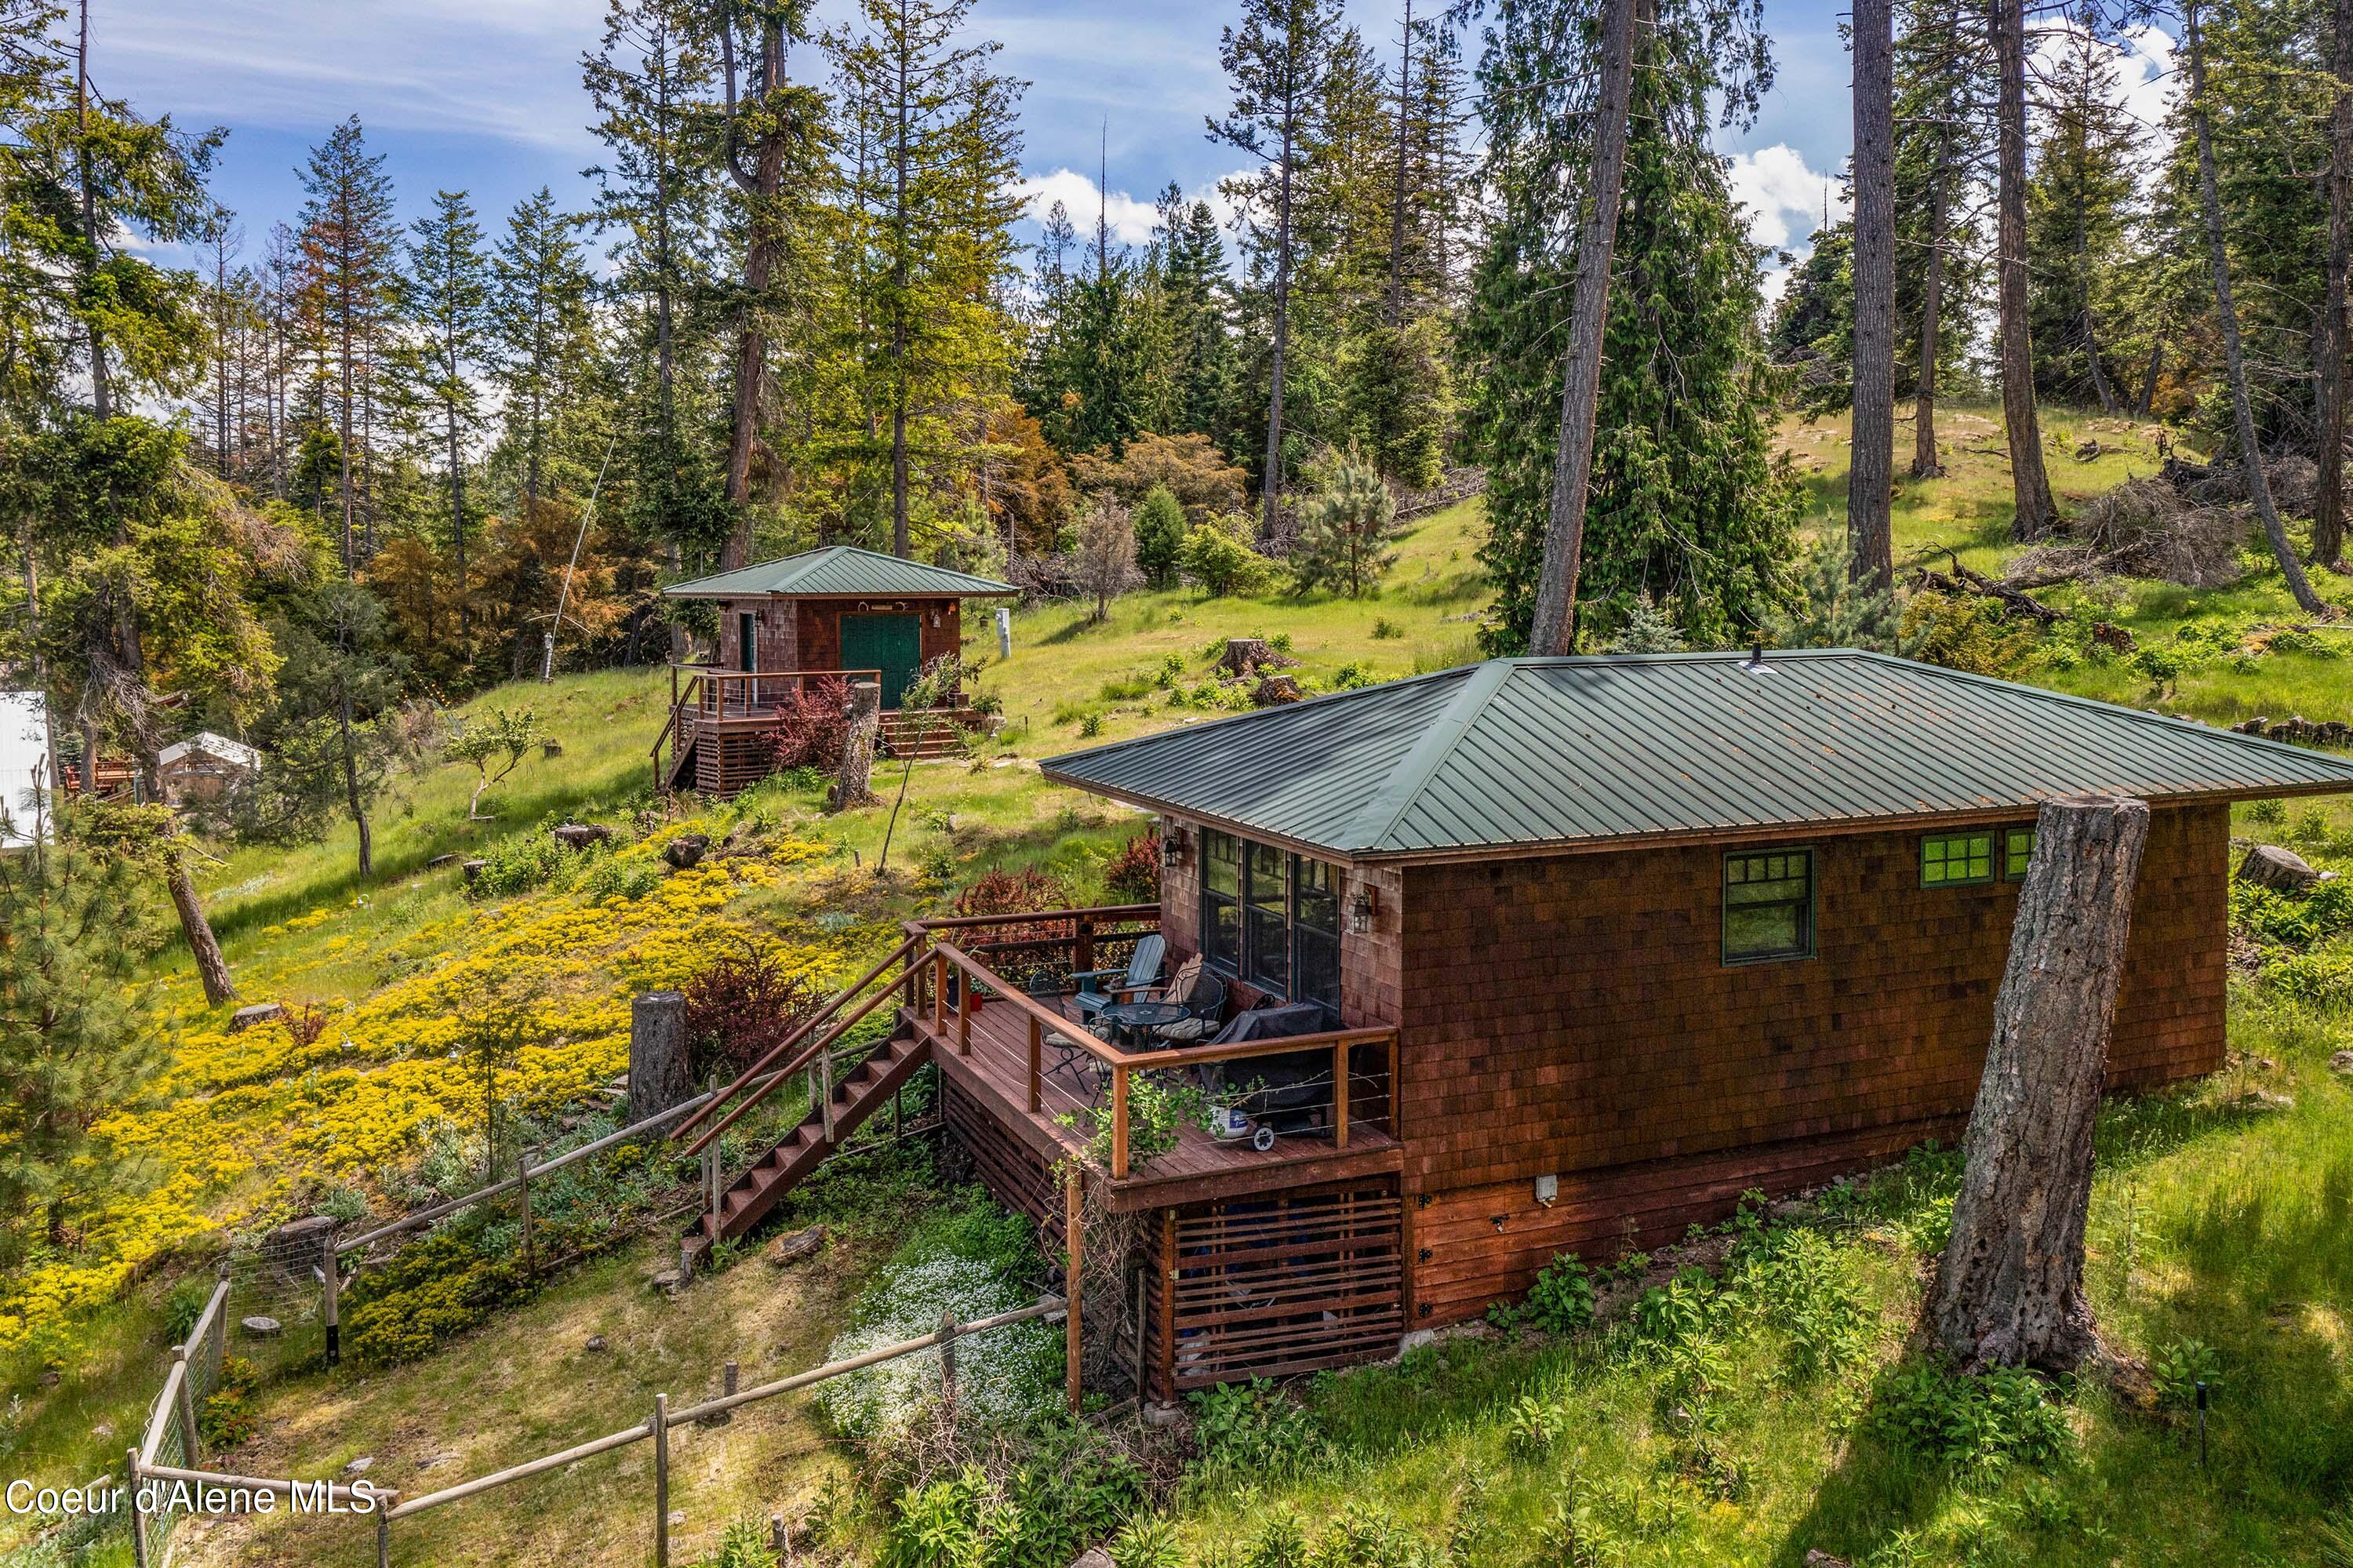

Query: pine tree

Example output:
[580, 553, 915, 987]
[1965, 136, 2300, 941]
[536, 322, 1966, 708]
[400, 189, 491, 643]
[296, 115, 399, 572]
[1891, 0, 1988, 475]
[1209, 0, 1345, 534]
[1133, 484, 1187, 587]
[1293, 450, 1401, 596]
[1465, 9, 1797, 653]
[489, 187, 596, 508]
[1991, 0, 2057, 539]
[835, 0, 1026, 558]
[2025, 17, 2139, 410]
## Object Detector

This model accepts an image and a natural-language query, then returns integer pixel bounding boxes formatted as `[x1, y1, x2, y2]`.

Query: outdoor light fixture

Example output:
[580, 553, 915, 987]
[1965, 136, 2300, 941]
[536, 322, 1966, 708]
[1160, 824, 1188, 868]
[1348, 886, 1377, 934]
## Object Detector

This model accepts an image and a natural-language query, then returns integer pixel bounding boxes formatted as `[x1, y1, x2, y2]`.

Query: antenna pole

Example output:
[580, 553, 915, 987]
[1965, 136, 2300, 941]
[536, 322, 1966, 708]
[542, 433, 620, 683]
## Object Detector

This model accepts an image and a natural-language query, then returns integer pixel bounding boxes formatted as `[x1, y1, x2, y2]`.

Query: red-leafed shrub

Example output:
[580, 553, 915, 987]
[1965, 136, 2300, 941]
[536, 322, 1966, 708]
[1102, 832, 1162, 904]
[951, 867, 1075, 988]
[679, 938, 827, 1078]
[760, 676, 854, 771]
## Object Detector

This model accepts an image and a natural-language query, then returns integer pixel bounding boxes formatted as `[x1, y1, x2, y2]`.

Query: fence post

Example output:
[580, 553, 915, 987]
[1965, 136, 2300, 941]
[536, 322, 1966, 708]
[1110, 1069, 1129, 1179]
[937, 1307, 958, 1427]
[1027, 1014, 1042, 1113]
[1064, 1167, 1084, 1413]
[818, 1049, 835, 1144]
[173, 1344, 200, 1462]
[1333, 1041, 1351, 1151]
[652, 1394, 671, 1568]
[1074, 915, 1094, 976]
[322, 1228, 341, 1367]
[519, 1147, 540, 1278]
[125, 1447, 147, 1568]
[376, 1509, 391, 1568]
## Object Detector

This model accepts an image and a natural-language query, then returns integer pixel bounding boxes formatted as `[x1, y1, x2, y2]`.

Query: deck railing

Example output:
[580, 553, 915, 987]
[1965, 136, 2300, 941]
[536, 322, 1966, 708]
[652, 662, 882, 792]
[671, 904, 1396, 1184]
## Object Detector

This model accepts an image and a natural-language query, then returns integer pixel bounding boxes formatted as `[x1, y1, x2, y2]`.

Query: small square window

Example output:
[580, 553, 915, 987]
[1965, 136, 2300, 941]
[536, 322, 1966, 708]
[2004, 827, 2036, 881]
[1922, 832, 1994, 887]
[1724, 848, 1814, 962]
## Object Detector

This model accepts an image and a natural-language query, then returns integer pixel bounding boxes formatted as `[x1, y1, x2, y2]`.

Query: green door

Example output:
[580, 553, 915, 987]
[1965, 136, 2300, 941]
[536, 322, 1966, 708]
[839, 612, 923, 708]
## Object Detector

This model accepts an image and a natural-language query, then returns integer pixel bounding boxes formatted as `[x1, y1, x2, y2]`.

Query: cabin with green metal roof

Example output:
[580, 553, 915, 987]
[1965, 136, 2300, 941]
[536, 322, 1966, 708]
[674, 647, 2353, 1400]
[655, 546, 1014, 794]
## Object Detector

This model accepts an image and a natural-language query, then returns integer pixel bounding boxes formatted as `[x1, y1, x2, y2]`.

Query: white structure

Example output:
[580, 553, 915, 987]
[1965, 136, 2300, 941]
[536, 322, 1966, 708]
[0, 692, 51, 848]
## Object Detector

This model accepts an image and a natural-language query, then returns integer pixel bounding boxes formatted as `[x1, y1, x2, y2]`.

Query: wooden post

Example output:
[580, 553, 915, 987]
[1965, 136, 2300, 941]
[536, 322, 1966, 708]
[1074, 916, 1094, 977]
[1387, 1031, 1400, 1140]
[704, 1362, 738, 1427]
[818, 1048, 835, 1143]
[518, 1147, 540, 1278]
[1064, 1168, 1084, 1413]
[652, 1395, 670, 1568]
[125, 1448, 147, 1568]
[1110, 1068, 1129, 1178]
[956, 966, 972, 1055]
[932, 952, 947, 1032]
[1027, 1014, 1042, 1112]
[173, 1345, 199, 1461]
[321, 1233, 341, 1367]
[1333, 1041, 1351, 1150]
[938, 1308, 958, 1426]
[376, 1511, 390, 1568]
[1132, 1269, 1147, 1398]
[1158, 1210, 1177, 1403]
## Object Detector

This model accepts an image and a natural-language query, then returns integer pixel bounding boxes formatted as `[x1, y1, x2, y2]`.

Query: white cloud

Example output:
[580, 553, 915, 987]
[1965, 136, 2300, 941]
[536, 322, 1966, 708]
[1016, 168, 1166, 246]
[1725, 144, 1846, 254]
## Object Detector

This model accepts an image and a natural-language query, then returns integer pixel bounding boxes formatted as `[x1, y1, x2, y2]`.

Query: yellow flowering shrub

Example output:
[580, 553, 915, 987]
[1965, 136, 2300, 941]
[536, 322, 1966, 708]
[0, 831, 885, 1355]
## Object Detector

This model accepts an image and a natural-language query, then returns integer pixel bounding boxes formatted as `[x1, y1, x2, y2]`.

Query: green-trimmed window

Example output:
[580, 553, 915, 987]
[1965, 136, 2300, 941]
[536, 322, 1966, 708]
[2004, 827, 2036, 882]
[1724, 849, 1814, 962]
[1922, 831, 1995, 887]
[1199, 830, 1344, 1006]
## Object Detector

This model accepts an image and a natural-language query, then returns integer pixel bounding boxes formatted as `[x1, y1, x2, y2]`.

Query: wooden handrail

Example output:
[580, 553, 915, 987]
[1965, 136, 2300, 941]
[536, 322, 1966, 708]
[672, 931, 926, 1156]
[914, 904, 1159, 932]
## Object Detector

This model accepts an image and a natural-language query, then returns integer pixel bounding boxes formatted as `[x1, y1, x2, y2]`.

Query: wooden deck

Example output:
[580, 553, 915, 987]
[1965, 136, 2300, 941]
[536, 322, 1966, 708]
[910, 995, 1402, 1215]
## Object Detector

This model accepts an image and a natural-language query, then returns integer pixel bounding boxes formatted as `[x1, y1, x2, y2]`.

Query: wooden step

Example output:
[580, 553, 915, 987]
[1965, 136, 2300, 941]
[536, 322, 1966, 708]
[682, 1031, 933, 1265]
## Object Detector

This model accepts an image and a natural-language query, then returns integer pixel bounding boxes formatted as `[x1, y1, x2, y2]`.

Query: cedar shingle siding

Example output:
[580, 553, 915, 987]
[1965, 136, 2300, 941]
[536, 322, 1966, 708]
[1397, 803, 2227, 1322]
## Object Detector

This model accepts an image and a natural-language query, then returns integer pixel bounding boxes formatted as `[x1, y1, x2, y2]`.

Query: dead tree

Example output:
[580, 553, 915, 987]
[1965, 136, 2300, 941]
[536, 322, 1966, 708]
[2184, 0, 2326, 614]
[1928, 794, 2148, 1373]
[1527, 0, 1645, 654]
[1848, 0, 1897, 588]
[2311, 0, 2352, 569]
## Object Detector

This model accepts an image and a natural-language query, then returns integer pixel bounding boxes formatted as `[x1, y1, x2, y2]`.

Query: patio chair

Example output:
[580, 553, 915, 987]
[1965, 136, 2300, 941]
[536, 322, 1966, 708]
[1151, 960, 1227, 1046]
[1071, 933, 1166, 1028]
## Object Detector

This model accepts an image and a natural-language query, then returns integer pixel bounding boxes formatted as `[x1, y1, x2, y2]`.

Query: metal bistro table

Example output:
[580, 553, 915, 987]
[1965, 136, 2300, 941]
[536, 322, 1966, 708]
[1096, 999, 1189, 1050]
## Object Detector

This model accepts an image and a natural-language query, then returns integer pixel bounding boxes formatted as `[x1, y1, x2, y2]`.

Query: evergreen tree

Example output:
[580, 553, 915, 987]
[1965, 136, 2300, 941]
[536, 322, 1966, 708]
[0, 802, 168, 1258]
[1167, 195, 1240, 449]
[489, 187, 597, 508]
[398, 189, 492, 644]
[1465, 13, 1798, 653]
[2026, 17, 2139, 410]
[1133, 484, 1187, 587]
[296, 115, 399, 571]
[1293, 450, 1401, 596]
[1209, 0, 1346, 533]
[1891, 0, 1988, 475]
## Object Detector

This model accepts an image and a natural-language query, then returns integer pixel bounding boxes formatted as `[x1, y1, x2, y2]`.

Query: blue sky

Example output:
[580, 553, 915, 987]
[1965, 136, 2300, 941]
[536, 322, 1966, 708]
[89, 0, 1860, 281]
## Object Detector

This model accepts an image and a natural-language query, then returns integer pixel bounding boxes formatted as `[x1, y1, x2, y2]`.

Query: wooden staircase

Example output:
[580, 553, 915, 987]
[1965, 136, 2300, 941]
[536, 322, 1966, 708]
[682, 1028, 933, 1267]
[878, 708, 974, 761]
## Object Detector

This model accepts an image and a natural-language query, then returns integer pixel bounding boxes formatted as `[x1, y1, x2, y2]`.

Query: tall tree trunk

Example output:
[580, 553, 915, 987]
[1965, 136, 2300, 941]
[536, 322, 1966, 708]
[891, 42, 912, 558]
[1848, 0, 1897, 590]
[2186, 0, 2326, 615]
[167, 847, 236, 1006]
[720, 11, 787, 572]
[1929, 795, 2148, 1373]
[2315, 0, 2353, 569]
[2136, 334, 2163, 418]
[338, 686, 372, 879]
[1913, 134, 1951, 479]
[75, 0, 110, 420]
[1994, 0, 2057, 540]
[1385, 0, 1414, 328]
[1262, 100, 1298, 540]
[2073, 217, 2119, 414]
[448, 404, 469, 644]
[1527, 0, 1642, 655]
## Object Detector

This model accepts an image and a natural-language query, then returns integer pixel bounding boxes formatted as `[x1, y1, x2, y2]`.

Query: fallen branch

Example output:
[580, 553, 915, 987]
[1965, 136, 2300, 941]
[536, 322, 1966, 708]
[1911, 547, 2064, 624]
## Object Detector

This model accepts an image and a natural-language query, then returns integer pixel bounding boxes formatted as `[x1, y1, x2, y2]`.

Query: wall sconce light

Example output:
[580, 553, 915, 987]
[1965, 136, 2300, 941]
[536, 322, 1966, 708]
[931, 608, 942, 628]
[1347, 886, 1377, 935]
[1160, 824, 1188, 868]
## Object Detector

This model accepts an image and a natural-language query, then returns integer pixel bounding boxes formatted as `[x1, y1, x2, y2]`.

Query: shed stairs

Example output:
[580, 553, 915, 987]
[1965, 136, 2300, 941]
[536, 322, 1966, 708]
[682, 1028, 932, 1267]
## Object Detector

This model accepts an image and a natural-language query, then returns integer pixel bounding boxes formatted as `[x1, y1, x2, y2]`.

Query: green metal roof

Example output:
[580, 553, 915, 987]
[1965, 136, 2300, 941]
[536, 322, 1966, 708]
[1041, 650, 2353, 861]
[664, 545, 1015, 600]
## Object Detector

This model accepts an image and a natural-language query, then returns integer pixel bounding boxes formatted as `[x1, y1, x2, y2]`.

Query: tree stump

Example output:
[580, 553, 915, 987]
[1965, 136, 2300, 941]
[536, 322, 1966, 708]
[552, 822, 614, 850]
[2235, 843, 2323, 893]
[831, 679, 881, 810]
[1217, 638, 1297, 678]
[1252, 675, 1303, 707]
[627, 990, 694, 1126]
[1928, 795, 2149, 1373]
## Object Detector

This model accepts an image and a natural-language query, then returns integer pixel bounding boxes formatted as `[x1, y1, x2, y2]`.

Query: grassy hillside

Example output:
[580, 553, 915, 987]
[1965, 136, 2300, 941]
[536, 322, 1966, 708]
[7, 409, 2353, 1566]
